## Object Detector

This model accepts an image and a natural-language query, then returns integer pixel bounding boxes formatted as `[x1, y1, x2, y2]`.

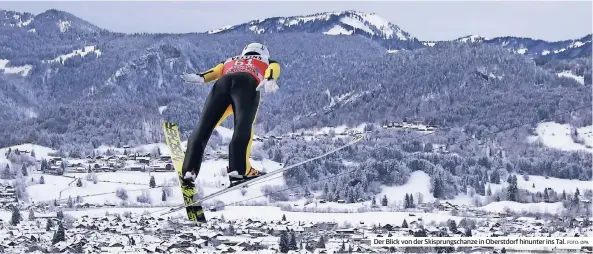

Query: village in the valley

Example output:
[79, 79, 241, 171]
[1, 204, 591, 253]
[0, 122, 591, 253]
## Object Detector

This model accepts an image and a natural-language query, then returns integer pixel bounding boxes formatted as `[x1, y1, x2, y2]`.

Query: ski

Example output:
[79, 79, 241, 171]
[160, 133, 366, 216]
[162, 122, 206, 222]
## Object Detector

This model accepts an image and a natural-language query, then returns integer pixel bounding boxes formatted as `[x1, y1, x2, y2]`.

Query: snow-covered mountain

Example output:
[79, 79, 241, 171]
[205, 10, 590, 63]
[448, 34, 592, 63]
[0, 9, 106, 36]
[484, 34, 592, 63]
[423, 33, 591, 63]
[206, 10, 424, 50]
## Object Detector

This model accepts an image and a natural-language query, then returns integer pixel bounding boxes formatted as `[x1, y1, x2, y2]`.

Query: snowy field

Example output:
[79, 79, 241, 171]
[0, 59, 32, 77]
[25, 157, 284, 207]
[378, 171, 436, 206]
[488, 173, 591, 198]
[527, 121, 592, 152]
[557, 70, 586, 85]
[43, 45, 102, 64]
[478, 201, 565, 214]
[0, 143, 56, 164]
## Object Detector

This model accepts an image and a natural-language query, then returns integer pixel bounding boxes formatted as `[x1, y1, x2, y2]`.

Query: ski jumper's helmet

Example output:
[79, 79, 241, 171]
[241, 43, 270, 58]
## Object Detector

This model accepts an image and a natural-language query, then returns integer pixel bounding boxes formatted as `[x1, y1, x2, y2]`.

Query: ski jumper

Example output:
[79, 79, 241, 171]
[182, 54, 281, 178]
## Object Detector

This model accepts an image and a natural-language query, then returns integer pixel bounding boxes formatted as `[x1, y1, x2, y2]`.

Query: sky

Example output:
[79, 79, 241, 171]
[2, 1, 591, 41]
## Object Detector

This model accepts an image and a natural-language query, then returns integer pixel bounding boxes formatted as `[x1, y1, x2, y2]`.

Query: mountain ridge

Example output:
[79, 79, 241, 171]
[201, 9, 591, 62]
[1, 8, 590, 59]
[0, 8, 590, 149]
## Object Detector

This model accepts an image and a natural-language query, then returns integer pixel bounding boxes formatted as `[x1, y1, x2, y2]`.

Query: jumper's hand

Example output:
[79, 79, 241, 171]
[181, 72, 205, 85]
[256, 79, 279, 94]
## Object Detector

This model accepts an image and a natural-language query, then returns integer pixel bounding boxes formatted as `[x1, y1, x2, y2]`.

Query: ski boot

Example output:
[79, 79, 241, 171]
[227, 167, 266, 188]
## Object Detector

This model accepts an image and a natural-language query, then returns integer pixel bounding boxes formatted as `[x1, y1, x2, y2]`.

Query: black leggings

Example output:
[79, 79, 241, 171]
[182, 72, 261, 176]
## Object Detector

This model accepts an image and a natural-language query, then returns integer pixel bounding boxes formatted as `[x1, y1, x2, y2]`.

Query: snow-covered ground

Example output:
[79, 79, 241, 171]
[478, 201, 565, 214]
[278, 170, 581, 215]
[43, 46, 102, 64]
[0, 143, 56, 164]
[378, 171, 484, 207]
[0, 59, 32, 77]
[527, 121, 592, 152]
[379, 171, 435, 205]
[488, 173, 592, 196]
[26, 158, 284, 207]
[557, 70, 585, 85]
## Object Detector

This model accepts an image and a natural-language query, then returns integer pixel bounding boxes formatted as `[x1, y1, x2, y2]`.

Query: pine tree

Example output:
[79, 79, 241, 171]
[573, 188, 581, 205]
[381, 195, 388, 206]
[57, 210, 64, 220]
[507, 175, 518, 201]
[52, 222, 66, 244]
[562, 190, 567, 200]
[149, 176, 156, 188]
[59, 162, 66, 175]
[371, 196, 377, 206]
[279, 232, 290, 253]
[40, 159, 47, 172]
[10, 206, 21, 226]
[490, 170, 500, 184]
[21, 164, 28, 176]
[409, 194, 414, 208]
[404, 194, 410, 208]
[402, 219, 408, 228]
[46, 219, 53, 231]
[40, 176, 45, 184]
[289, 232, 298, 250]
[76, 178, 82, 187]
[449, 219, 457, 232]
[544, 189, 550, 203]
[282, 214, 286, 221]
[316, 235, 326, 248]
[432, 175, 444, 198]
[339, 242, 346, 252]
[67, 196, 74, 208]
[28, 209, 35, 221]
[226, 224, 236, 236]
[487, 185, 492, 196]
[161, 189, 167, 201]
[465, 228, 472, 237]
[1, 164, 11, 179]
